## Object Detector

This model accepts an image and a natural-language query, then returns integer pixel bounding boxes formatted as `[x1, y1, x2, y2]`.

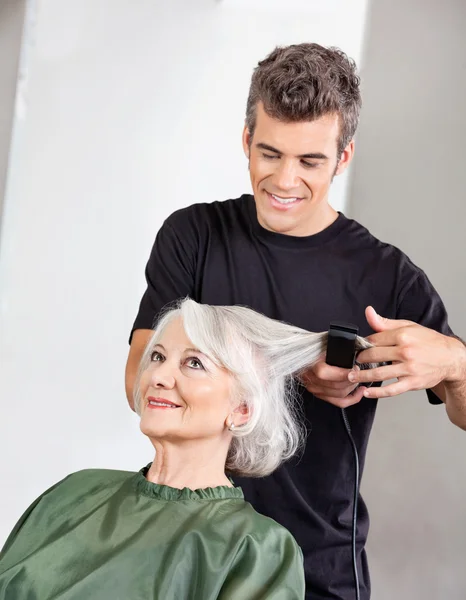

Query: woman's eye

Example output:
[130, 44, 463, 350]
[150, 351, 164, 362]
[186, 357, 204, 370]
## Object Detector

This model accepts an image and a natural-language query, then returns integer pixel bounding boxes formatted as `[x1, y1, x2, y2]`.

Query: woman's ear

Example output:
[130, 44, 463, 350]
[226, 401, 250, 429]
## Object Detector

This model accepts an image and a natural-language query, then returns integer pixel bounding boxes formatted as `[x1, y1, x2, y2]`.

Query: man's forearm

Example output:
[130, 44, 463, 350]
[433, 336, 466, 430]
[434, 380, 466, 431]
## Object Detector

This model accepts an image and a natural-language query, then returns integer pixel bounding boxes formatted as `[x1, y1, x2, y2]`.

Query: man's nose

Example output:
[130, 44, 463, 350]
[273, 159, 300, 192]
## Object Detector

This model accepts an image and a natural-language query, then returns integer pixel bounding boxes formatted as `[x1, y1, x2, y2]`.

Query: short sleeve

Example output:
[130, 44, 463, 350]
[397, 268, 454, 405]
[129, 215, 198, 343]
[218, 527, 305, 600]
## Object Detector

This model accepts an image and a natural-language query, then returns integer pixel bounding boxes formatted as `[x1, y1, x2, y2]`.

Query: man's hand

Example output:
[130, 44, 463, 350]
[303, 306, 466, 418]
[301, 362, 367, 408]
[350, 307, 466, 401]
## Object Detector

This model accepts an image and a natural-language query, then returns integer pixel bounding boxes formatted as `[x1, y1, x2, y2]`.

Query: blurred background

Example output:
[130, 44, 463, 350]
[0, 1, 465, 598]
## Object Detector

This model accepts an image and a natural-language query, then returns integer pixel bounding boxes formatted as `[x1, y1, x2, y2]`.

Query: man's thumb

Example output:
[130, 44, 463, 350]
[365, 306, 410, 332]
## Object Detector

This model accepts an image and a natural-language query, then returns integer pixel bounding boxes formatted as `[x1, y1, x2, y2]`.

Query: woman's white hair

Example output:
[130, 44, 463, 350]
[134, 299, 374, 478]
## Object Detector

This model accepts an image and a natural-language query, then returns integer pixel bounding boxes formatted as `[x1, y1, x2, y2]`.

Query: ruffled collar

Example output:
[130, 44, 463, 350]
[135, 465, 244, 501]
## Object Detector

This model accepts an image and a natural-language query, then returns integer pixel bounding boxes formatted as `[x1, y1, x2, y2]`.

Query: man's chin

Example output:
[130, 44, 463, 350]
[256, 206, 300, 233]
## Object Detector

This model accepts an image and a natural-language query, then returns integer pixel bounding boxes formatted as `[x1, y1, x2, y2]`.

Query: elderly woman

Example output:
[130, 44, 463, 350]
[0, 299, 372, 599]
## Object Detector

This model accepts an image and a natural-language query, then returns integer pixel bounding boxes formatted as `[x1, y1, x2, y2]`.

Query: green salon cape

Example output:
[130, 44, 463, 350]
[0, 466, 305, 599]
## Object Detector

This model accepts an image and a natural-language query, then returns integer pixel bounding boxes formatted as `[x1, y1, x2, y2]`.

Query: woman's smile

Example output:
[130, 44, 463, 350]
[146, 396, 181, 410]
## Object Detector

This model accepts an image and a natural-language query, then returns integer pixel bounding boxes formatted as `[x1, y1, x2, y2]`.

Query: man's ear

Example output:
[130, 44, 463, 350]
[242, 124, 251, 159]
[335, 139, 355, 176]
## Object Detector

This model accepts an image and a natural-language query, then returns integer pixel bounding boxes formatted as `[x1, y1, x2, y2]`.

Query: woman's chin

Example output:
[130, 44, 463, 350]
[139, 416, 173, 439]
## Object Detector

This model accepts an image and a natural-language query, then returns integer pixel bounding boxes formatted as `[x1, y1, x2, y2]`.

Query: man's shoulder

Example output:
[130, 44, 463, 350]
[343, 214, 394, 249]
[343, 215, 417, 265]
[165, 194, 252, 231]
[343, 216, 427, 297]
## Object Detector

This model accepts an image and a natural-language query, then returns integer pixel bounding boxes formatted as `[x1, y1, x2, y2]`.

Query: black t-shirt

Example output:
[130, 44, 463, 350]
[131, 194, 451, 600]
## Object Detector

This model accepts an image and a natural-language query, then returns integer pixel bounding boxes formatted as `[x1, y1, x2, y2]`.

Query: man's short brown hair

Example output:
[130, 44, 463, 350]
[246, 43, 361, 156]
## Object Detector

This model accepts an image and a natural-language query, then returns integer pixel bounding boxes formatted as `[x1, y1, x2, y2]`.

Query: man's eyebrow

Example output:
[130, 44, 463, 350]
[256, 142, 328, 161]
[256, 142, 281, 154]
[298, 151, 329, 160]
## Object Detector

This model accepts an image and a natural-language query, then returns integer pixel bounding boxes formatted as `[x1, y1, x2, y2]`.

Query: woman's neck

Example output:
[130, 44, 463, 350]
[146, 438, 232, 490]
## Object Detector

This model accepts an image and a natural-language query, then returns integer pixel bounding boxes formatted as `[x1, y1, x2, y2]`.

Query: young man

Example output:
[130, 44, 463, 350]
[125, 44, 466, 600]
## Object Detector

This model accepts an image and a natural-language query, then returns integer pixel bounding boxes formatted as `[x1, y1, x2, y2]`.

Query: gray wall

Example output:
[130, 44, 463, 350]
[0, 0, 26, 228]
[349, 0, 466, 598]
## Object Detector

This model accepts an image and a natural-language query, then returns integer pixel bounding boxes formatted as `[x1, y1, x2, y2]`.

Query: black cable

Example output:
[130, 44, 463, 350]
[325, 322, 363, 600]
[340, 407, 361, 600]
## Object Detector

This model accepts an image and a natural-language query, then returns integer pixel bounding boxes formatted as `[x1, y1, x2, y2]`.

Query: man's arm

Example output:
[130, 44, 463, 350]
[303, 265, 466, 428]
[351, 308, 466, 430]
[433, 374, 466, 432]
[125, 329, 153, 411]
[126, 211, 199, 410]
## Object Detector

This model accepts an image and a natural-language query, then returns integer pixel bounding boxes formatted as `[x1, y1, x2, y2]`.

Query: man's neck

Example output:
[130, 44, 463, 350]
[256, 198, 339, 237]
[297, 204, 339, 236]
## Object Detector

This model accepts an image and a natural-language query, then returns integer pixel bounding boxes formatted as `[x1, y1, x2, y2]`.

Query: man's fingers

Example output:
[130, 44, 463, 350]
[306, 383, 359, 399]
[304, 378, 356, 392]
[365, 325, 418, 348]
[365, 331, 399, 347]
[317, 386, 367, 408]
[356, 346, 399, 365]
[365, 307, 414, 334]
[362, 380, 412, 398]
[349, 363, 407, 384]
[312, 362, 354, 383]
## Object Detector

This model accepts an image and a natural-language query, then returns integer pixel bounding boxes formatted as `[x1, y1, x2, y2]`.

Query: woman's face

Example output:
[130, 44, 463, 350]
[139, 317, 236, 442]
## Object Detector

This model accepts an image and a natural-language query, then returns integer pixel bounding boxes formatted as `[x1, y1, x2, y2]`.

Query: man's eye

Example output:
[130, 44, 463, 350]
[150, 351, 164, 362]
[301, 161, 318, 168]
[262, 153, 279, 160]
[186, 357, 204, 370]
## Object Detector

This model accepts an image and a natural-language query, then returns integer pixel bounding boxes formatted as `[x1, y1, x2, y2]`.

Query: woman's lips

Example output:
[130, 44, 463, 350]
[146, 397, 181, 409]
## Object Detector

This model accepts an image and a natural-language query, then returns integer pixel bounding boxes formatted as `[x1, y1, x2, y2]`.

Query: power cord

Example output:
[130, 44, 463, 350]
[340, 407, 360, 600]
[326, 321, 364, 600]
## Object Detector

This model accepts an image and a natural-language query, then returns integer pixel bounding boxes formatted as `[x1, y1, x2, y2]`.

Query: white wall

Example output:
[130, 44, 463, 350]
[348, 0, 466, 598]
[0, 0, 26, 224]
[0, 0, 369, 542]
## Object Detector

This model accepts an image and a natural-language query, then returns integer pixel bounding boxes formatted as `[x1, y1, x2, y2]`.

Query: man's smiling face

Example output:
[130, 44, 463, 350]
[243, 102, 354, 237]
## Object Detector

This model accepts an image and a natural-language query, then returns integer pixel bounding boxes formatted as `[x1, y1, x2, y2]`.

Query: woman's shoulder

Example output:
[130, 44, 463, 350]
[63, 467, 135, 485]
[36, 468, 137, 506]
[220, 501, 304, 592]
[227, 500, 302, 552]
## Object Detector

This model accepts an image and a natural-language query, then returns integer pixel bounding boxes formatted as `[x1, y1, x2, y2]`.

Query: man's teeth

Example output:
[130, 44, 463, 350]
[149, 401, 178, 408]
[271, 194, 299, 205]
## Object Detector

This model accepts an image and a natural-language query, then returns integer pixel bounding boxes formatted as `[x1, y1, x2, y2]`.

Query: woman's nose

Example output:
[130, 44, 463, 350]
[150, 362, 176, 389]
